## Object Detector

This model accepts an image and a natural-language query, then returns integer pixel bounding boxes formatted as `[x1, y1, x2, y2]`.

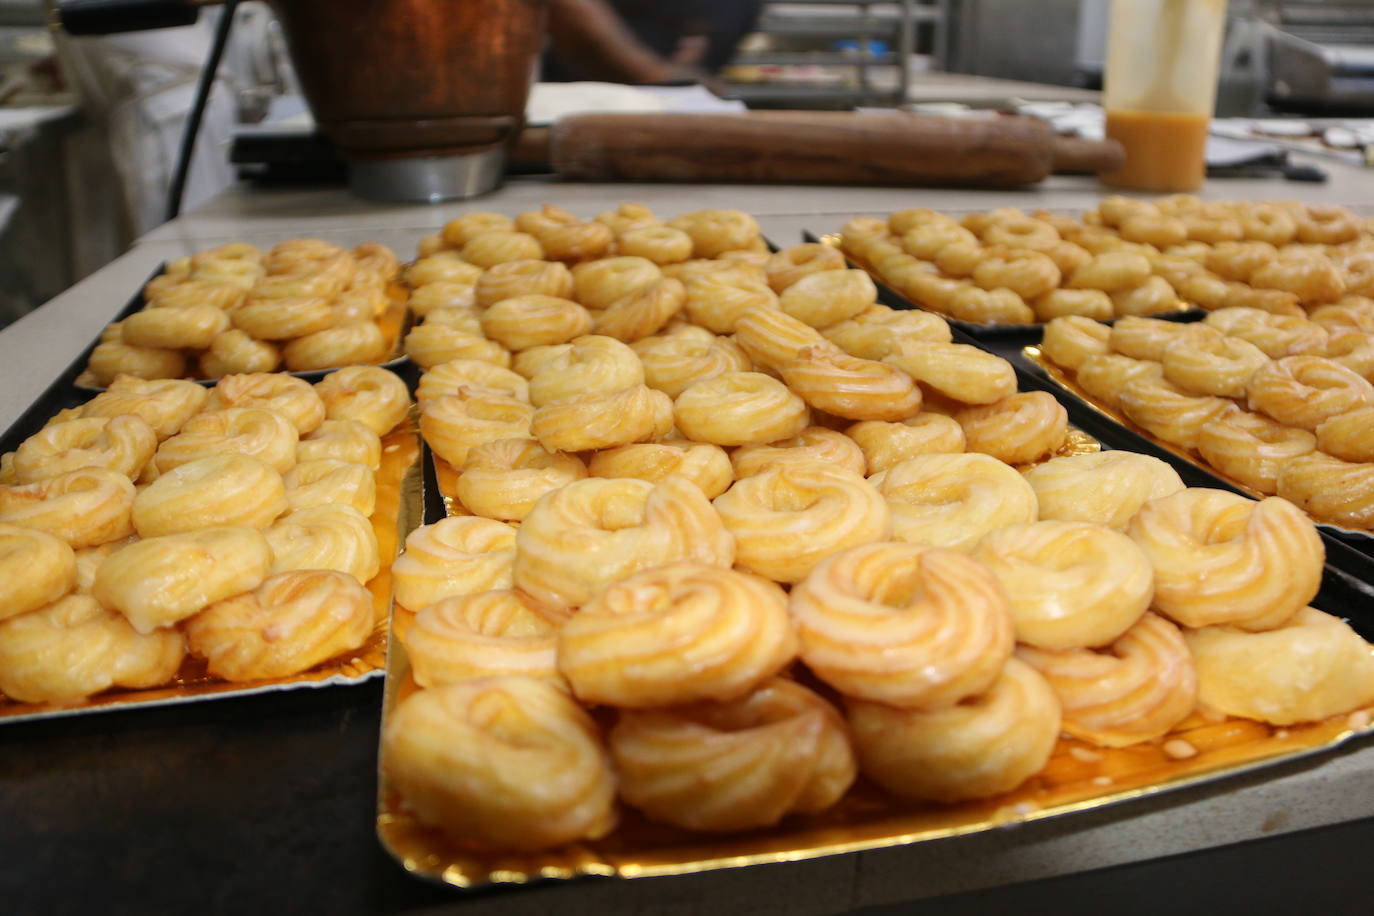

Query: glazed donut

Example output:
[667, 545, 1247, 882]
[1251, 254, 1345, 306]
[731, 426, 867, 479]
[229, 296, 336, 341]
[296, 419, 382, 470]
[479, 295, 592, 352]
[283, 322, 389, 372]
[609, 678, 854, 832]
[594, 201, 658, 234]
[1068, 252, 1153, 292]
[261, 238, 349, 275]
[1196, 407, 1316, 495]
[186, 569, 373, 681]
[1320, 329, 1374, 380]
[1149, 253, 1208, 290]
[871, 453, 1038, 551]
[527, 334, 643, 406]
[733, 304, 828, 372]
[13, 415, 156, 484]
[774, 269, 876, 331]
[615, 225, 694, 266]
[198, 330, 281, 378]
[934, 241, 989, 279]
[122, 304, 228, 351]
[846, 414, 965, 474]
[900, 221, 977, 260]
[674, 371, 810, 446]
[148, 278, 247, 311]
[1237, 203, 1298, 246]
[79, 375, 205, 442]
[512, 343, 572, 381]
[955, 392, 1068, 466]
[1206, 240, 1278, 282]
[456, 437, 586, 521]
[1110, 276, 1181, 317]
[0, 594, 183, 703]
[1119, 377, 1231, 451]
[265, 504, 379, 583]
[473, 259, 573, 307]
[1246, 356, 1374, 431]
[382, 677, 617, 851]
[283, 458, 375, 515]
[1074, 355, 1163, 408]
[684, 267, 779, 334]
[352, 241, 398, 280]
[516, 476, 733, 608]
[1129, 489, 1322, 630]
[792, 542, 1012, 708]
[847, 658, 1061, 803]
[1296, 204, 1360, 245]
[86, 340, 186, 386]
[93, 526, 273, 633]
[0, 467, 136, 549]
[765, 243, 845, 292]
[516, 205, 614, 262]
[589, 439, 732, 498]
[1031, 288, 1112, 322]
[984, 215, 1062, 251]
[889, 206, 957, 236]
[209, 373, 325, 435]
[415, 359, 528, 407]
[1160, 329, 1268, 398]
[403, 323, 506, 371]
[1018, 613, 1197, 747]
[632, 326, 750, 398]
[1044, 240, 1094, 277]
[421, 306, 482, 335]
[532, 384, 674, 452]
[1040, 316, 1112, 370]
[570, 256, 660, 310]
[459, 231, 543, 269]
[1108, 316, 1199, 362]
[779, 344, 922, 422]
[822, 305, 952, 360]
[713, 461, 887, 584]
[1315, 406, 1374, 463]
[440, 211, 515, 249]
[1204, 308, 1328, 358]
[133, 455, 286, 536]
[391, 517, 516, 611]
[947, 286, 1035, 324]
[314, 366, 412, 436]
[1310, 298, 1374, 334]
[1021, 450, 1184, 530]
[155, 408, 297, 475]
[882, 342, 1017, 405]
[970, 247, 1061, 300]
[403, 589, 568, 687]
[408, 281, 476, 317]
[1276, 452, 1374, 528]
[0, 525, 75, 620]
[592, 277, 686, 343]
[558, 561, 795, 707]
[421, 389, 534, 468]
[667, 209, 761, 258]
[1181, 214, 1243, 245]
[973, 521, 1152, 650]
[1118, 213, 1187, 248]
[1185, 607, 1374, 726]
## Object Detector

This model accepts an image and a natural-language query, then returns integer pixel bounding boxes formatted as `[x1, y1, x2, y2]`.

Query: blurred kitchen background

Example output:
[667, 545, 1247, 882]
[2, 0, 1373, 325]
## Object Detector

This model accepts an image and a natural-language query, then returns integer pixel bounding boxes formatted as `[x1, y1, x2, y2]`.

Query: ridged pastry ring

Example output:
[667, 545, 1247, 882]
[592, 277, 686, 343]
[13, 415, 157, 484]
[683, 268, 779, 334]
[208, 373, 326, 435]
[847, 658, 1062, 803]
[883, 342, 1017, 405]
[531, 384, 674, 453]
[822, 305, 952, 360]
[791, 542, 1013, 708]
[186, 569, 374, 681]
[133, 454, 287, 537]
[155, 408, 298, 475]
[1245, 356, 1374, 431]
[1020, 451, 1184, 530]
[1119, 377, 1231, 452]
[1196, 407, 1316, 496]
[527, 334, 644, 407]
[86, 339, 186, 386]
[297, 419, 382, 470]
[403, 589, 570, 688]
[713, 460, 889, 584]
[199, 330, 280, 378]
[1276, 452, 1374, 529]
[780, 344, 922, 421]
[515, 476, 734, 608]
[421, 389, 534, 468]
[1018, 612, 1197, 747]
[633, 325, 751, 398]
[0, 467, 137, 549]
[416, 358, 529, 406]
[845, 414, 965, 475]
[872, 453, 1038, 551]
[674, 371, 810, 447]
[381, 677, 617, 851]
[571, 256, 661, 310]
[283, 322, 388, 372]
[955, 391, 1068, 466]
[481, 295, 591, 351]
[229, 296, 336, 340]
[122, 303, 228, 350]
[283, 458, 376, 516]
[0, 524, 76, 620]
[588, 439, 733, 499]
[265, 504, 380, 584]
[314, 366, 412, 437]
[765, 242, 846, 292]
[1128, 488, 1323, 630]
[558, 562, 797, 707]
[1040, 316, 1112, 371]
[1074, 354, 1162, 409]
[731, 426, 867, 479]
[79, 376, 209, 441]
[733, 303, 827, 372]
[972, 520, 1153, 650]
[609, 678, 855, 832]
[777, 269, 876, 329]
[474, 258, 573, 307]
[456, 437, 587, 521]
[1161, 330, 1269, 399]
[390, 516, 517, 611]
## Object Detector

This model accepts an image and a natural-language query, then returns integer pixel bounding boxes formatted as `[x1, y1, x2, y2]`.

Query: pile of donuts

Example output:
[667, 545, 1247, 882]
[83, 239, 402, 385]
[837, 196, 1374, 326]
[0, 366, 411, 704]
[1042, 307, 1374, 529]
[379, 204, 1374, 853]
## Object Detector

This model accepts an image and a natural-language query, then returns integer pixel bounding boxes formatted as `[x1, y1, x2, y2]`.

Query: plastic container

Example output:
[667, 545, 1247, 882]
[1101, 0, 1228, 192]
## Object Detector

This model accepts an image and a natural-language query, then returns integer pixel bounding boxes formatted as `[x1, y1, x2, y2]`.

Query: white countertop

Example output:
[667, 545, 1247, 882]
[6, 167, 1374, 908]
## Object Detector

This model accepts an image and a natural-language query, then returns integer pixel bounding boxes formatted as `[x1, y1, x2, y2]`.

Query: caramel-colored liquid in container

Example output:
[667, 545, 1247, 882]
[1102, 109, 1210, 193]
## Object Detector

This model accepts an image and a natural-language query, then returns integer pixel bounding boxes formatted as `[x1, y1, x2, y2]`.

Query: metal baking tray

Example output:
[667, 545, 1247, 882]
[800, 230, 1206, 342]
[70, 265, 411, 392]
[375, 415, 1374, 891]
[0, 394, 424, 725]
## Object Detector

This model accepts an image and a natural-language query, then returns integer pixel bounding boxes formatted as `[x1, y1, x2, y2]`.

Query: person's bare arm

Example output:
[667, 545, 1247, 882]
[547, 0, 699, 83]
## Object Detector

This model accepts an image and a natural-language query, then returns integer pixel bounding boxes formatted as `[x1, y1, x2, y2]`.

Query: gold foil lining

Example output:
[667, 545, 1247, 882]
[1022, 345, 1373, 539]
[0, 416, 422, 722]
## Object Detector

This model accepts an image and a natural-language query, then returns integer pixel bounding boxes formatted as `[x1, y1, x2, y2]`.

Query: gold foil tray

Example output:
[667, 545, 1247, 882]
[0, 418, 423, 724]
[1022, 345, 1374, 542]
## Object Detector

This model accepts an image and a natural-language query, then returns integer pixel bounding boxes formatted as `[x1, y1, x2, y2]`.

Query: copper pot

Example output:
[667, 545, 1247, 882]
[270, 0, 547, 200]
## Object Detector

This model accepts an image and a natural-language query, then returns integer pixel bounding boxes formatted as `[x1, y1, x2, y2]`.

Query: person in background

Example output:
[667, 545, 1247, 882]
[545, 0, 763, 84]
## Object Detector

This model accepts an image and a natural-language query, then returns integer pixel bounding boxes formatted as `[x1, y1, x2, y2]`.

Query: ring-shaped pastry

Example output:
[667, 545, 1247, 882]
[403, 589, 569, 688]
[674, 371, 810, 446]
[315, 366, 412, 436]
[955, 392, 1068, 466]
[133, 454, 286, 536]
[871, 453, 1037, 551]
[265, 504, 380, 584]
[209, 373, 326, 435]
[1020, 451, 1184, 530]
[391, 516, 517, 611]
[456, 438, 587, 521]
[589, 439, 732, 498]
[155, 408, 298, 475]
[13, 415, 156, 484]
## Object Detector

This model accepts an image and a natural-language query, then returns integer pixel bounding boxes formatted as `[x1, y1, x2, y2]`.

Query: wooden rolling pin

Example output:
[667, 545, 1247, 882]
[511, 111, 1124, 187]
